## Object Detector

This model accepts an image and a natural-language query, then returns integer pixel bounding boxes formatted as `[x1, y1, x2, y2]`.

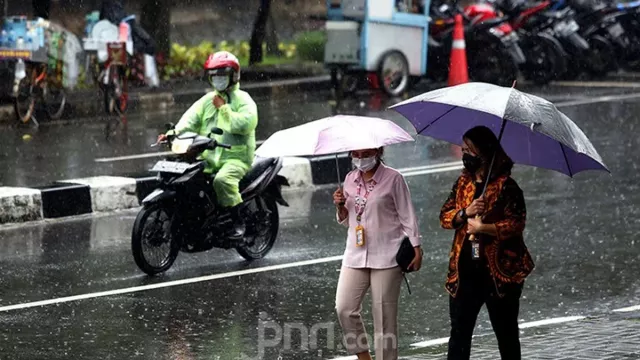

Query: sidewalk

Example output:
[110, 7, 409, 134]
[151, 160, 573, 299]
[401, 312, 640, 360]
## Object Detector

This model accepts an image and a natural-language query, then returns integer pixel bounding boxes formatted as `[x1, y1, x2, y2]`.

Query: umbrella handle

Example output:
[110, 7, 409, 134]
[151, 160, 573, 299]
[469, 214, 481, 241]
[336, 154, 346, 206]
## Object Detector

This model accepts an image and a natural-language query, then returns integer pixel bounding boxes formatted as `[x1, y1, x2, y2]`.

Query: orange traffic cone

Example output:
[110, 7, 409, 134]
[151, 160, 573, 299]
[448, 14, 469, 86]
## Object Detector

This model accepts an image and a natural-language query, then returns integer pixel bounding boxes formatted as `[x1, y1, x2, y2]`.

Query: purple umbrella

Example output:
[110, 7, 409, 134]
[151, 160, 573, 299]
[389, 82, 609, 179]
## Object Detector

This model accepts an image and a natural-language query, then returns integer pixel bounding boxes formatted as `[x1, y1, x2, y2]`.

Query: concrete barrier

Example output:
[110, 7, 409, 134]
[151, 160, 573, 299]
[0, 153, 351, 226]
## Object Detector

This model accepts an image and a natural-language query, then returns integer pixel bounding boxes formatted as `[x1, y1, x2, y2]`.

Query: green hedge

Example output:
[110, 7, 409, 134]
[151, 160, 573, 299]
[294, 31, 327, 62]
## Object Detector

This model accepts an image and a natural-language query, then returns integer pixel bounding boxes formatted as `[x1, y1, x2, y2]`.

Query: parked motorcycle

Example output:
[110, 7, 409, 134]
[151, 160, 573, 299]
[131, 125, 289, 275]
[499, 0, 569, 84]
[556, 0, 640, 71]
[498, 0, 616, 79]
[427, 3, 525, 86]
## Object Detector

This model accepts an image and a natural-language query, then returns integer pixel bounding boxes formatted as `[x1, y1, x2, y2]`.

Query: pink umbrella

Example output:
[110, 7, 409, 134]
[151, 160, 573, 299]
[255, 115, 414, 183]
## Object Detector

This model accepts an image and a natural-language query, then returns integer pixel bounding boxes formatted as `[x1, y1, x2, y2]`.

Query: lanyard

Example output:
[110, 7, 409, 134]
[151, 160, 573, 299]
[354, 177, 376, 223]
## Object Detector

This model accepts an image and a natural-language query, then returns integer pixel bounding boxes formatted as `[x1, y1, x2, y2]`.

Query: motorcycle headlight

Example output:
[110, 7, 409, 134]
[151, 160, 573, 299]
[171, 138, 191, 154]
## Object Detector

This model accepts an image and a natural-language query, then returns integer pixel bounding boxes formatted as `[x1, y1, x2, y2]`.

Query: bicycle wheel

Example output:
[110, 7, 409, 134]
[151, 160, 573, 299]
[13, 65, 36, 124]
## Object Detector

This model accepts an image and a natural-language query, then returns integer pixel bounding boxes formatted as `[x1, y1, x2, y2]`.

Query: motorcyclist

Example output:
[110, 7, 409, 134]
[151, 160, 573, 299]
[157, 51, 258, 240]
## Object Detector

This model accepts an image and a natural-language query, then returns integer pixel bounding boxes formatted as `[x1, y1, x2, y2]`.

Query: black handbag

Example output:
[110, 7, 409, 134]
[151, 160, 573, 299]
[396, 236, 416, 273]
[396, 236, 420, 294]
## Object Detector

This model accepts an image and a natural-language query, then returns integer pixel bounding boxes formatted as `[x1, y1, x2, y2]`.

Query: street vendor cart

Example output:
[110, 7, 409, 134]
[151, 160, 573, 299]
[324, 0, 431, 97]
[0, 16, 82, 126]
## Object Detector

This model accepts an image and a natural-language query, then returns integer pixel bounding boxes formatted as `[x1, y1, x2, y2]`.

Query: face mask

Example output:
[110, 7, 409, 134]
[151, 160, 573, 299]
[352, 157, 377, 172]
[462, 153, 482, 173]
[211, 75, 229, 91]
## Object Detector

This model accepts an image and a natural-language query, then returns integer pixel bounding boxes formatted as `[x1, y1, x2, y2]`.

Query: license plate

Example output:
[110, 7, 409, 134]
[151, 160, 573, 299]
[151, 160, 192, 174]
[608, 23, 624, 37]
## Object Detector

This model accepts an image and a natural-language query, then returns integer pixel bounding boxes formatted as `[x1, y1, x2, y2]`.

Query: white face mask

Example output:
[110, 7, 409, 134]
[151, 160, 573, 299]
[211, 75, 229, 91]
[352, 156, 377, 172]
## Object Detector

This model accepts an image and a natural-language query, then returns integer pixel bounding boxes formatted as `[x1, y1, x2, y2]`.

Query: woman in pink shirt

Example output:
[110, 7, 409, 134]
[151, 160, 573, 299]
[333, 147, 423, 360]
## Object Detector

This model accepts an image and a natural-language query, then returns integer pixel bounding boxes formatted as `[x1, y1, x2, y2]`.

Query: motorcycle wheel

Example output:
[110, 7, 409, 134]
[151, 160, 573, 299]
[467, 37, 519, 87]
[236, 196, 279, 261]
[622, 33, 640, 71]
[131, 204, 180, 275]
[585, 34, 617, 77]
[377, 50, 410, 97]
[521, 36, 567, 85]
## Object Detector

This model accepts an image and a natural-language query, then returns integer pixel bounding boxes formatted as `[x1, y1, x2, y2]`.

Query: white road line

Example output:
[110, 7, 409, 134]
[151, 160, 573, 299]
[0, 255, 343, 313]
[556, 92, 640, 108]
[95, 140, 266, 162]
[93, 91, 640, 163]
[613, 304, 640, 312]
[550, 80, 640, 88]
[94, 151, 174, 162]
[517, 315, 585, 329]
[398, 161, 462, 172]
[409, 315, 586, 349]
[410, 336, 451, 348]
[402, 165, 464, 177]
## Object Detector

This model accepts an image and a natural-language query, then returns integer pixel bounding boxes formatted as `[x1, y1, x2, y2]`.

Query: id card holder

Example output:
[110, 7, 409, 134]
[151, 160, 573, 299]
[355, 225, 365, 247]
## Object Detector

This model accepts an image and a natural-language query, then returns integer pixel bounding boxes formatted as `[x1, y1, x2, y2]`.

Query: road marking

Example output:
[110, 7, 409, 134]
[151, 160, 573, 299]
[398, 161, 462, 172]
[517, 315, 585, 329]
[409, 315, 586, 349]
[93, 91, 640, 163]
[555, 92, 640, 108]
[95, 151, 174, 162]
[410, 337, 452, 348]
[0, 255, 344, 313]
[95, 140, 266, 162]
[402, 164, 464, 177]
[613, 304, 640, 312]
[549, 80, 640, 88]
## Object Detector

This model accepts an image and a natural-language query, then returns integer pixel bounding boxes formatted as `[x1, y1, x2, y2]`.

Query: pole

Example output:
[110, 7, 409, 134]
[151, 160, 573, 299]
[335, 153, 342, 188]
[470, 117, 507, 247]
[480, 117, 507, 196]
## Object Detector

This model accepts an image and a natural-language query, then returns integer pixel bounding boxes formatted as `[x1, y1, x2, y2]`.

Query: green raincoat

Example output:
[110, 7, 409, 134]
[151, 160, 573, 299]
[166, 83, 258, 207]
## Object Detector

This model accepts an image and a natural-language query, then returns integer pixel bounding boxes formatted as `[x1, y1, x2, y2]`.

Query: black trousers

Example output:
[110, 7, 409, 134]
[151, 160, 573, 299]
[447, 275, 523, 360]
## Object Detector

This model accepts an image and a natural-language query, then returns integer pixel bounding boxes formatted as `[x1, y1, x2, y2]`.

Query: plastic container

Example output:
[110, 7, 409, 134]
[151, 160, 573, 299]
[4, 16, 28, 39]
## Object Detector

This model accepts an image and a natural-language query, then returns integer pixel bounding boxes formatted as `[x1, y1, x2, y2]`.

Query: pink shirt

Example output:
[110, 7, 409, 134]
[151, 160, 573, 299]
[336, 163, 421, 269]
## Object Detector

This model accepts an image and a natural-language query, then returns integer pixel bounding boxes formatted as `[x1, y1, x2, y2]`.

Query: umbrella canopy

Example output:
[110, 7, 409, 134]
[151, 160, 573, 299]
[255, 115, 414, 158]
[389, 82, 609, 177]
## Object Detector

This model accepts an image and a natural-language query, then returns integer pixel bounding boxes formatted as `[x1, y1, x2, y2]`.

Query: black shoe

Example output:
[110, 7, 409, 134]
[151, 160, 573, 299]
[227, 205, 246, 240]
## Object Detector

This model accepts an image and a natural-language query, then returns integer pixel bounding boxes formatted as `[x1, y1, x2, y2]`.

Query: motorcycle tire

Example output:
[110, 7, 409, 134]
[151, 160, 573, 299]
[131, 203, 180, 275]
[467, 37, 519, 87]
[521, 35, 567, 85]
[585, 34, 617, 77]
[236, 196, 279, 261]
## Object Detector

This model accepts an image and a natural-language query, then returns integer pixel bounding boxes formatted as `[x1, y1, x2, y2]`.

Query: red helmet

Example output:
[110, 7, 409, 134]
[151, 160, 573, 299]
[204, 51, 240, 88]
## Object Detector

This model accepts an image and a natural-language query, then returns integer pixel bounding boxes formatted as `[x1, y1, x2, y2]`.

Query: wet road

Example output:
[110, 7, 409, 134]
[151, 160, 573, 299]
[1, 82, 640, 358]
[2, 80, 640, 187]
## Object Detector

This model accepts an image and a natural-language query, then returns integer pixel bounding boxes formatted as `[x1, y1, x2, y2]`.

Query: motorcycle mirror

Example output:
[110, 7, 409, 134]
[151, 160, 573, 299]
[210, 127, 223, 136]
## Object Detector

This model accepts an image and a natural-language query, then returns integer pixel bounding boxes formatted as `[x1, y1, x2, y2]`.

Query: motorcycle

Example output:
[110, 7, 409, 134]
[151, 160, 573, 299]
[427, 3, 525, 86]
[131, 125, 290, 275]
[499, 0, 615, 79]
[500, 0, 570, 84]
[556, 0, 640, 71]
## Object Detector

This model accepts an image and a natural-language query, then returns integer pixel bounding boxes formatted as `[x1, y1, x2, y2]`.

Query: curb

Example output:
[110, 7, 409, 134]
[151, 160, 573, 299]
[0, 153, 351, 225]
[0, 75, 331, 125]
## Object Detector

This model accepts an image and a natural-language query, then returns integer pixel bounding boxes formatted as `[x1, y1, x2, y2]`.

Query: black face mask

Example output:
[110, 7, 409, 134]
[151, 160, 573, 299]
[463, 153, 482, 173]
